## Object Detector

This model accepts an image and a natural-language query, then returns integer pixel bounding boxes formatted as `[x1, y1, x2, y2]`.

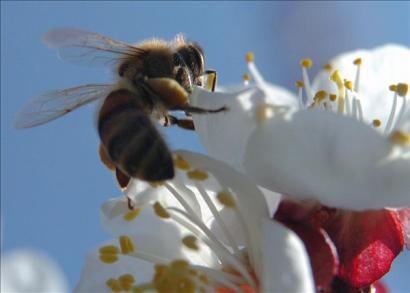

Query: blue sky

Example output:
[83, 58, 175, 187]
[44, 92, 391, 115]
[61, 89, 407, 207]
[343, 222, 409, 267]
[1, 1, 409, 291]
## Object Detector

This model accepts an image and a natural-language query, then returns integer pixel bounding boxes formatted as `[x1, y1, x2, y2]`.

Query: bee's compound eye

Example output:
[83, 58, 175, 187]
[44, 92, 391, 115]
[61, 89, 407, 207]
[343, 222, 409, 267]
[176, 44, 204, 77]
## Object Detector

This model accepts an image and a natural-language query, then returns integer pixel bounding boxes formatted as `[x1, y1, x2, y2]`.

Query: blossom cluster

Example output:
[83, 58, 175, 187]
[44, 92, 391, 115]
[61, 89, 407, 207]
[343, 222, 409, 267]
[76, 45, 409, 292]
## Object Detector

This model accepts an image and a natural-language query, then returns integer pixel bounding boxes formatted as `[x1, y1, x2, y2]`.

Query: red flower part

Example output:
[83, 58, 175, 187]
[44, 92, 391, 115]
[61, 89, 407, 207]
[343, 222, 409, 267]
[274, 200, 407, 290]
[275, 200, 339, 291]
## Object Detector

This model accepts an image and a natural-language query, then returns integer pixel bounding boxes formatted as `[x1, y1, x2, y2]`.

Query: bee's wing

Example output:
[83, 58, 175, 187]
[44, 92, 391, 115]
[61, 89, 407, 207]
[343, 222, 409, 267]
[15, 84, 113, 128]
[43, 28, 145, 67]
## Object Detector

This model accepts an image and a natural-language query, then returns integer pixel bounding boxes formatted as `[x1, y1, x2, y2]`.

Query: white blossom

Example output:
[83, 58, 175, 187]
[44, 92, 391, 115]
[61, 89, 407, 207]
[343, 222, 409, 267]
[191, 45, 410, 210]
[75, 151, 314, 292]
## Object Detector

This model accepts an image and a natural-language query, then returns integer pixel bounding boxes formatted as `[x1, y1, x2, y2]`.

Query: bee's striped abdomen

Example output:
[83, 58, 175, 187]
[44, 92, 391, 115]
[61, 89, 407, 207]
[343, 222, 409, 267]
[98, 89, 174, 182]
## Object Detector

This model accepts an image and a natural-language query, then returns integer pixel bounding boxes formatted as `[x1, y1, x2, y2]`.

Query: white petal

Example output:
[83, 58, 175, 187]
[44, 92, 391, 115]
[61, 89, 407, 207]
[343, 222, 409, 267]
[1, 249, 68, 293]
[244, 110, 410, 210]
[312, 44, 410, 124]
[190, 85, 297, 172]
[260, 220, 314, 293]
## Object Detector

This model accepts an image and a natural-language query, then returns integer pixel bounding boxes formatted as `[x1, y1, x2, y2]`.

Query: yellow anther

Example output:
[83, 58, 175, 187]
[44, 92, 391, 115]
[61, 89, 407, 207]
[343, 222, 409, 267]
[372, 119, 382, 128]
[344, 80, 353, 90]
[123, 208, 141, 221]
[152, 260, 200, 293]
[106, 279, 122, 292]
[389, 130, 410, 146]
[295, 80, 304, 88]
[323, 63, 333, 72]
[313, 90, 328, 104]
[182, 235, 199, 250]
[243, 73, 251, 81]
[397, 83, 408, 97]
[353, 58, 362, 65]
[100, 254, 118, 264]
[217, 191, 236, 208]
[246, 52, 254, 63]
[171, 259, 190, 270]
[99, 245, 119, 254]
[153, 202, 170, 219]
[329, 94, 337, 101]
[119, 235, 135, 254]
[187, 169, 208, 181]
[174, 154, 191, 170]
[330, 70, 345, 113]
[300, 58, 313, 68]
[389, 84, 398, 92]
[119, 274, 135, 290]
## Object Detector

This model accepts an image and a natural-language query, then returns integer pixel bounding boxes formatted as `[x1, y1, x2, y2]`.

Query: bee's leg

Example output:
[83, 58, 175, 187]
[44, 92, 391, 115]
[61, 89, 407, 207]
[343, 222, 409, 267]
[165, 115, 195, 131]
[116, 167, 131, 191]
[204, 69, 217, 92]
[175, 105, 228, 115]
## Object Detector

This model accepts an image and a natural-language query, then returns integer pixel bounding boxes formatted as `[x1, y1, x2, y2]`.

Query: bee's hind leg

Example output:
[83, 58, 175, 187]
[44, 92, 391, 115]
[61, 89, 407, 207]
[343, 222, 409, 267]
[164, 114, 195, 131]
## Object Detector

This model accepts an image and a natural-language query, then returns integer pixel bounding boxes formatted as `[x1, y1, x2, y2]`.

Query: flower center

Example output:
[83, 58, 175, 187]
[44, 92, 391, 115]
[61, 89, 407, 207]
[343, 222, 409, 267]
[100, 154, 259, 292]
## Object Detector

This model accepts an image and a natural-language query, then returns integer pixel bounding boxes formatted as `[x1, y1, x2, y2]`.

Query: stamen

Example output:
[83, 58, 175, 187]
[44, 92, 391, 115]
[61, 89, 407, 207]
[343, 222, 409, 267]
[397, 83, 408, 97]
[246, 52, 265, 85]
[300, 58, 314, 104]
[344, 88, 351, 116]
[193, 266, 245, 293]
[182, 235, 199, 250]
[217, 191, 236, 208]
[384, 86, 398, 134]
[243, 73, 251, 86]
[300, 58, 313, 69]
[119, 235, 135, 254]
[174, 154, 191, 170]
[329, 94, 337, 102]
[99, 245, 119, 264]
[330, 70, 345, 113]
[119, 274, 135, 291]
[164, 182, 198, 219]
[353, 58, 362, 92]
[313, 90, 328, 106]
[187, 169, 209, 181]
[372, 119, 382, 128]
[100, 255, 118, 264]
[153, 202, 171, 219]
[170, 178, 203, 218]
[389, 130, 410, 146]
[295, 81, 305, 108]
[356, 99, 364, 121]
[389, 84, 398, 92]
[106, 279, 122, 292]
[323, 63, 333, 72]
[245, 52, 254, 63]
[344, 80, 353, 90]
[123, 208, 141, 221]
[194, 183, 240, 255]
[393, 96, 408, 131]
[167, 207, 256, 290]
[152, 260, 198, 293]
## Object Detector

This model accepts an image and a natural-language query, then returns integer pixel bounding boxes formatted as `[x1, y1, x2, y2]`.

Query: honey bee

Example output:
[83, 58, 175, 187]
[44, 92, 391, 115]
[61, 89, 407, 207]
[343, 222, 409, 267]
[15, 28, 224, 188]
